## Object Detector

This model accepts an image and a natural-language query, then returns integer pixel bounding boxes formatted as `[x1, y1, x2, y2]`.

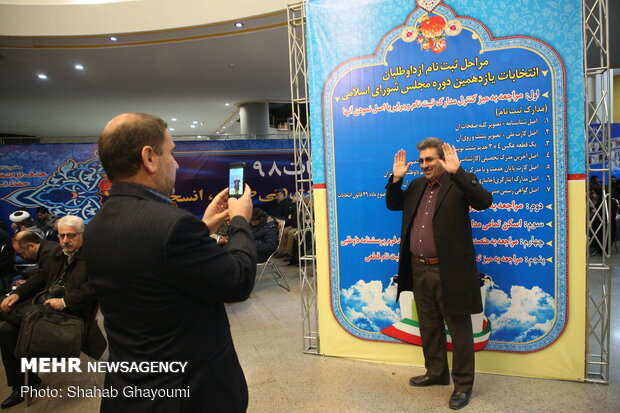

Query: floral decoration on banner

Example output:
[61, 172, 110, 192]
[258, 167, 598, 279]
[407, 13, 462, 54]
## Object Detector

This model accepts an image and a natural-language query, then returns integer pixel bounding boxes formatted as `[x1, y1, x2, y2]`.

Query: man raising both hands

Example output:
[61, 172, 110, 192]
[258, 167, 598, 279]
[385, 138, 492, 410]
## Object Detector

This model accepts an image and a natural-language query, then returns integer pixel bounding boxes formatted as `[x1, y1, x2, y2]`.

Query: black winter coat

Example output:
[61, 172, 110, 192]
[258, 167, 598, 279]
[386, 166, 492, 315]
[251, 220, 279, 263]
[84, 182, 257, 413]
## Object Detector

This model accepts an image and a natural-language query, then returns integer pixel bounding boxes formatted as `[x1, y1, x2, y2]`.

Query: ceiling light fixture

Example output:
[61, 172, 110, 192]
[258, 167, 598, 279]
[234, 22, 244, 28]
[110, 36, 118, 42]
[225, 103, 230, 107]
[169, 127, 175, 131]
[37, 73, 48, 80]
[74, 64, 84, 71]
[192, 121, 198, 124]
[171, 118, 177, 122]
[190, 125, 196, 129]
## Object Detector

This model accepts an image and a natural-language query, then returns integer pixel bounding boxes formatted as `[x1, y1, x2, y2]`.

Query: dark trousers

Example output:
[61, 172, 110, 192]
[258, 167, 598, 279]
[411, 259, 475, 392]
[0, 303, 44, 388]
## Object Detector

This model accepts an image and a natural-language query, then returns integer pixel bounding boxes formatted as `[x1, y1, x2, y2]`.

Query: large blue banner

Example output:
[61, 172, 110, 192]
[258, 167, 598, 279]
[0, 140, 296, 227]
[307, 0, 582, 353]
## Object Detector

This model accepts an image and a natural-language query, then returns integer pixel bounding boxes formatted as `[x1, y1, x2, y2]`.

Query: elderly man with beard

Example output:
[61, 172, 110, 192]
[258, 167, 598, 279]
[0, 216, 105, 409]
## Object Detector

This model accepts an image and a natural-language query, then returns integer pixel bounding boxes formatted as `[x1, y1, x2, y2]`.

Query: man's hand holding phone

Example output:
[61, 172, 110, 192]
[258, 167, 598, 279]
[202, 185, 253, 233]
[202, 188, 230, 233]
[227, 184, 252, 222]
[229, 162, 245, 198]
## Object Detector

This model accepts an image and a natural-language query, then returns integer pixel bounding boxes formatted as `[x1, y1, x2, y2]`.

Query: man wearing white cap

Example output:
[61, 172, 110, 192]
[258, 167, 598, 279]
[8, 210, 45, 239]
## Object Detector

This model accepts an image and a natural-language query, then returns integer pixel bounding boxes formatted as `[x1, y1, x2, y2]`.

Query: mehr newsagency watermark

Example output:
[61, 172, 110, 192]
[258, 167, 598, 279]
[20, 358, 190, 400]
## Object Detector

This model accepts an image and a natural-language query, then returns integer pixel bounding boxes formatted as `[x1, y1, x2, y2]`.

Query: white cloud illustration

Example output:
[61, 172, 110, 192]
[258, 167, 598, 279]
[341, 279, 400, 332]
[485, 285, 555, 342]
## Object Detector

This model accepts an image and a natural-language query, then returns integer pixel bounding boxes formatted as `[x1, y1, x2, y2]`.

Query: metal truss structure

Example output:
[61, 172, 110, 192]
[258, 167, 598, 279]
[583, 0, 612, 384]
[286, 0, 615, 368]
[288, 1, 319, 354]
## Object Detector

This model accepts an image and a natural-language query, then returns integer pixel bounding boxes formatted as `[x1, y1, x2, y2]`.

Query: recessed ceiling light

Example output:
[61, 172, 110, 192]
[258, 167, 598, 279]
[74, 64, 84, 71]
[171, 118, 177, 122]
[37, 73, 48, 80]
[225, 103, 230, 107]
[110, 36, 118, 42]
[190, 125, 196, 129]
[234, 22, 244, 28]
[169, 127, 175, 131]
[192, 121, 198, 124]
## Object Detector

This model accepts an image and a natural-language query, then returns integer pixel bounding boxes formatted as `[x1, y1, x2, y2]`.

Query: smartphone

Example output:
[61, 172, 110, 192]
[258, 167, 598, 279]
[229, 162, 245, 198]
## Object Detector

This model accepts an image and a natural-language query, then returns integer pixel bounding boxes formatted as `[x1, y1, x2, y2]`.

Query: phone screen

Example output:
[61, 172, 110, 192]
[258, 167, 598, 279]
[229, 163, 245, 198]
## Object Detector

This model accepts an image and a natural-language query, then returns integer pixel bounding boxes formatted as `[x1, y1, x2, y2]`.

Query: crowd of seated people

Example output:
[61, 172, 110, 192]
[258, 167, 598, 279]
[1, 205, 61, 294]
[0, 196, 294, 409]
[6, 206, 59, 241]
[213, 207, 280, 264]
[250, 208, 279, 263]
[0, 185, 298, 407]
[0, 215, 105, 408]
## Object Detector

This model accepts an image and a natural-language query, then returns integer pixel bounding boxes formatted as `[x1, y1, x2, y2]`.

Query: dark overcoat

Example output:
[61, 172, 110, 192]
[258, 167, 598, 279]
[251, 220, 279, 262]
[385, 166, 492, 315]
[13, 244, 106, 359]
[84, 182, 257, 413]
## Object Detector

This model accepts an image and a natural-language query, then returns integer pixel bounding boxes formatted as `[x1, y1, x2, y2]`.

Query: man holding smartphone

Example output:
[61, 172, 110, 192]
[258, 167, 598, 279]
[84, 113, 257, 413]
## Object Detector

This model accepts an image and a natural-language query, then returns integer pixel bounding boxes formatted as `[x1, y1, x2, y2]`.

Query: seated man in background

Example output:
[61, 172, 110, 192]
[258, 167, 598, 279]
[0, 215, 105, 409]
[275, 197, 298, 258]
[10, 231, 59, 287]
[7, 208, 30, 235]
[251, 208, 279, 263]
[268, 188, 292, 220]
[35, 206, 59, 239]
[8, 211, 45, 240]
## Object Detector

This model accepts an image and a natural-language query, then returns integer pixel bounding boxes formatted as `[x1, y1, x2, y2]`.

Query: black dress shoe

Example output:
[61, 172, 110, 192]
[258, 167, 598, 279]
[409, 374, 450, 387]
[2, 374, 43, 409]
[1, 389, 24, 409]
[449, 390, 471, 410]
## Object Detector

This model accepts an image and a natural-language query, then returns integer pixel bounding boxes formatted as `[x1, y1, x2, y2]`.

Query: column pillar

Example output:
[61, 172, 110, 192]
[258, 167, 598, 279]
[239, 102, 269, 137]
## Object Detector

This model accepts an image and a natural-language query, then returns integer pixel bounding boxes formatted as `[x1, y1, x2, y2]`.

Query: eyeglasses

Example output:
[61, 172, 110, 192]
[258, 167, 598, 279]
[418, 157, 438, 164]
[58, 233, 80, 239]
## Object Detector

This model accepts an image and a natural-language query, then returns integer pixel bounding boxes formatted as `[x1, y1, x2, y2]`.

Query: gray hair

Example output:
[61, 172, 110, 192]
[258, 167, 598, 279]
[417, 137, 445, 158]
[57, 215, 85, 233]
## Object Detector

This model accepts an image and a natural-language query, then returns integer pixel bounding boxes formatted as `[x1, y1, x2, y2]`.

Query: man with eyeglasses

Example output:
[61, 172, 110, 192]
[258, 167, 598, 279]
[386, 137, 492, 410]
[0, 215, 106, 409]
